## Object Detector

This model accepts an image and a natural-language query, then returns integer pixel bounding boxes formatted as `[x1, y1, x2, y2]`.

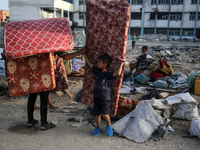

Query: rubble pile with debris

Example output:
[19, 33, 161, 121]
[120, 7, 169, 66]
[137, 34, 171, 41]
[115, 36, 200, 142]
[1, 34, 200, 145]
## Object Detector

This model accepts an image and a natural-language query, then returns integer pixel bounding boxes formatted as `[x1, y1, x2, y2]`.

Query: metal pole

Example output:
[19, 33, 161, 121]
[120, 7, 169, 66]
[141, 0, 145, 34]
[193, 0, 199, 39]
[180, 0, 185, 39]
[128, 0, 132, 38]
[167, 0, 172, 41]
[83, 0, 85, 29]
[154, 0, 158, 35]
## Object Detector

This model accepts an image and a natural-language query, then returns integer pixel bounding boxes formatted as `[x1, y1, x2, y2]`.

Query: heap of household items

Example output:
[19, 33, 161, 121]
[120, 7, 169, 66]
[113, 46, 200, 142]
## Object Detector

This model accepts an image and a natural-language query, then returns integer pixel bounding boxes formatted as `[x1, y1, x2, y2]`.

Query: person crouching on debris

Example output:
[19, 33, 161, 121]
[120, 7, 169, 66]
[84, 49, 125, 136]
[128, 45, 148, 76]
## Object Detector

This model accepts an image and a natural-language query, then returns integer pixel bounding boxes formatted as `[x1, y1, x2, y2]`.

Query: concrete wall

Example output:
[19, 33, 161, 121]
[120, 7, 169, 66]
[10, 5, 41, 21]
[9, 0, 54, 21]
[54, 0, 73, 11]
[9, 0, 53, 3]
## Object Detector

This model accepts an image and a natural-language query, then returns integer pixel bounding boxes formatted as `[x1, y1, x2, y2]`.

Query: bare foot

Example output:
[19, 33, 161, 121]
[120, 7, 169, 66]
[49, 104, 58, 110]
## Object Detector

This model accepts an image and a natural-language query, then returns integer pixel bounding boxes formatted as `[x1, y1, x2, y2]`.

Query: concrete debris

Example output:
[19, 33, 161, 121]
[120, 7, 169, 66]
[146, 45, 200, 62]
[137, 34, 171, 41]
[73, 28, 86, 47]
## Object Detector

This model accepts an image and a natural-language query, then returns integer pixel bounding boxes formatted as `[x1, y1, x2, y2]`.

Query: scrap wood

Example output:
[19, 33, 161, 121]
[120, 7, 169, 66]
[71, 71, 80, 74]
[65, 89, 73, 98]
[55, 91, 64, 97]
[68, 72, 84, 77]
[55, 90, 73, 98]
[68, 80, 78, 84]
[68, 76, 83, 80]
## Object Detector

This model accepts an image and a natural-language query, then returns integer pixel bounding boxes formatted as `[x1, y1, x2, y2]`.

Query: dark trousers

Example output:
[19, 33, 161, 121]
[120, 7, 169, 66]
[27, 91, 49, 125]
[132, 41, 135, 49]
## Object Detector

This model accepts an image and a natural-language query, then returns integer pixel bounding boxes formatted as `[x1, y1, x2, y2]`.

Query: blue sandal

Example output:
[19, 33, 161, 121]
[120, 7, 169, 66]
[106, 126, 113, 137]
[92, 127, 101, 136]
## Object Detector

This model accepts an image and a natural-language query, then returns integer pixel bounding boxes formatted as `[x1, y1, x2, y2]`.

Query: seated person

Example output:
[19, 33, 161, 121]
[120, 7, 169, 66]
[128, 46, 148, 76]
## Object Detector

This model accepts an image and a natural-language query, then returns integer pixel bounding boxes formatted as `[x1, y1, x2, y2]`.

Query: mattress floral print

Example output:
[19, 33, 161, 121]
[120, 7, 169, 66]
[6, 53, 55, 97]
[82, 0, 130, 116]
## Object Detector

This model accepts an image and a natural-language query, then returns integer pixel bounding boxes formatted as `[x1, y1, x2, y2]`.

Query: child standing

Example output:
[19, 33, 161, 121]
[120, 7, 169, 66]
[131, 33, 136, 49]
[84, 51, 125, 136]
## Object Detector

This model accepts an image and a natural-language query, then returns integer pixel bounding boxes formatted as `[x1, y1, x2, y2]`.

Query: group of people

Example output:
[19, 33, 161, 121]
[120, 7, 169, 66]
[3, 32, 137, 136]
[26, 49, 87, 130]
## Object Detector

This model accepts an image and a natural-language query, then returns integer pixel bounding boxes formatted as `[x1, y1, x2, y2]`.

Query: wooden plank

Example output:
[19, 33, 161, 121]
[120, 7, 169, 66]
[55, 91, 64, 97]
[65, 89, 73, 98]
[68, 80, 78, 84]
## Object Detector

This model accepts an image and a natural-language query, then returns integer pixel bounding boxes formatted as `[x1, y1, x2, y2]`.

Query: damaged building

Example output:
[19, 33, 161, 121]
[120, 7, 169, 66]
[128, 0, 200, 39]
[8, 0, 200, 40]
[8, 0, 86, 29]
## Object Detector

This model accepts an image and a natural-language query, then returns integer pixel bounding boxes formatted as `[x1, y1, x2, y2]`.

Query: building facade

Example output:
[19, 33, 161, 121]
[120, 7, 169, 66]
[9, 0, 200, 39]
[128, 0, 200, 39]
[9, 0, 85, 28]
[0, 10, 10, 26]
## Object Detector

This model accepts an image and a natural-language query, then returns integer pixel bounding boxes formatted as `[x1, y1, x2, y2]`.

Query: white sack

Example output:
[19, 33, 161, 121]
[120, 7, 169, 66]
[189, 118, 200, 139]
[172, 104, 199, 120]
[165, 92, 197, 105]
[165, 93, 199, 120]
[112, 102, 163, 143]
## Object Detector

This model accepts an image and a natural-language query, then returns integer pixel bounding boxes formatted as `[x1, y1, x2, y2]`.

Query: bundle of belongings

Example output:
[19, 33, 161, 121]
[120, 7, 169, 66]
[126, 57, 190, 92]
[116, 96, 139, 117]
[133, 58, 174, 84]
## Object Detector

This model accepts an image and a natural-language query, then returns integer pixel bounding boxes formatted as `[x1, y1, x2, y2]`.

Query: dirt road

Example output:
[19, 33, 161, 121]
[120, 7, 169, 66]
[0, 40, 200, 150]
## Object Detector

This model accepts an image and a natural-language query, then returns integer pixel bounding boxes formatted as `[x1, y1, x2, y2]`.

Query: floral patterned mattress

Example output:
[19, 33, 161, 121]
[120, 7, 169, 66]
[82, 0, 130, 116]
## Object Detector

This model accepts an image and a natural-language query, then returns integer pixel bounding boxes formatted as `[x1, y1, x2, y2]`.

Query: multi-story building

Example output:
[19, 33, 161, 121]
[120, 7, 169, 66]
[128, 0, 200, 39]
[0, 10, 10, 26]
[8, 0, 200, 39]
[9, 0, 85, 29]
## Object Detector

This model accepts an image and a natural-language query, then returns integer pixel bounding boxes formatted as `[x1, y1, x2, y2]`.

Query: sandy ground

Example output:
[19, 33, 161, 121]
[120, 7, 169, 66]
[1, 40, 200, 150]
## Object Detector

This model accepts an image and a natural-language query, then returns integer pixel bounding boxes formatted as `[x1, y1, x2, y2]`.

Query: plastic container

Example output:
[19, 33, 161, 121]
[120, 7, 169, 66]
[194, 77, 200, 95]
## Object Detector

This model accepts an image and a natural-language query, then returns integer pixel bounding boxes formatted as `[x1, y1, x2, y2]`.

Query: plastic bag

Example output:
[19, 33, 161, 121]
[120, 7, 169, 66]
[189, 118, 200, 138]
[172, 103, 199, 120]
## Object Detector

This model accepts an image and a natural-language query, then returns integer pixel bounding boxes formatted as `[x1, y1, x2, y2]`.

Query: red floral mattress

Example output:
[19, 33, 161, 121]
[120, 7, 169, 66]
[4, 18, 74, 58]
[6, 53, 55, 97]
[81, 0, 130, 116]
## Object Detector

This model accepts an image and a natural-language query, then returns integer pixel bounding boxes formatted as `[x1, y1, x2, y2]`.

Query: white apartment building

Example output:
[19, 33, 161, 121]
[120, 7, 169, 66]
[129, 0, 200, 39]
[8, 0, 200, 39]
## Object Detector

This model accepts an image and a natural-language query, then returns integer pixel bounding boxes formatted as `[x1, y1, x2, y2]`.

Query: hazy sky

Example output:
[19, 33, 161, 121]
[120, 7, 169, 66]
[0, 0, 9, 10]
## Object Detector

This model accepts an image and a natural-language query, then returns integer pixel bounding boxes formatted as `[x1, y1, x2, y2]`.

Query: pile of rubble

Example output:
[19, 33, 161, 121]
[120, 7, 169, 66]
[137, 34, 171, 41]
[148, 45, 200, 62]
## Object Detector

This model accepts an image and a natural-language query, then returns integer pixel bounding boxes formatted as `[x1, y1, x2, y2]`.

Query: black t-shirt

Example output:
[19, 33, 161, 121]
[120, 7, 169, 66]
[136, 53, 147, 67]
[92, 66, 115, 100]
